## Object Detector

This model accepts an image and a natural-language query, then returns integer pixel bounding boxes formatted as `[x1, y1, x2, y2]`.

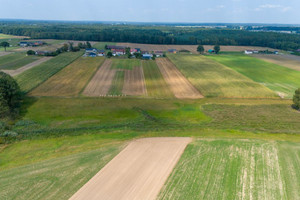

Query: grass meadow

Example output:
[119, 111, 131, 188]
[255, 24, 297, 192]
[208, 54, 300, 98]
[142, 60, 174, 98]
[15, 51, 83, 93]
[0, 52, 39, 70]
[30, 56, 104, 97]
[168, 54, 277, 98]
[158, 139, 300, 200]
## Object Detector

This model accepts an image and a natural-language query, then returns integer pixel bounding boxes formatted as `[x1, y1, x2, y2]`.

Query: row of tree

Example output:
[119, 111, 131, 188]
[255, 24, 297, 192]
[0, 22, 300, 51]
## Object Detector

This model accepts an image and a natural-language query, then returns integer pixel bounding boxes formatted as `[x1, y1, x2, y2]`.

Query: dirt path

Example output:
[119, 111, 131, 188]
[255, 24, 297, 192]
[156, 58, 203, 99]
[122, 66, 147, 96]
[83, 59, 116, 96]
[69, 137, 191, 200]
[1, 57, 53, 77]
[0, 52, 13, 57]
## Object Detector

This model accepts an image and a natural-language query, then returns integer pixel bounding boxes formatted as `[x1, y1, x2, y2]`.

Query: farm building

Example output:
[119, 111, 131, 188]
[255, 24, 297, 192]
[98, 50, 106, 56]
[113, 49, 126, 56]
[208, 49, 215, 53]
[168, 49, 177, 54]
[19, 41, 45, 47]
[154, 51, 164, 57]
[88, 52, 97, 57]
[245, 50, 254, 54]
[142, 54, 153, 59]
[84, 48, 105, 57]
[35, 50, 50, 56]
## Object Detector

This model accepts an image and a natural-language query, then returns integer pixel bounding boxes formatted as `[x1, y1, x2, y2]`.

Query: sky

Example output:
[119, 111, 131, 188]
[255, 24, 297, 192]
[0, 0, 299, 24]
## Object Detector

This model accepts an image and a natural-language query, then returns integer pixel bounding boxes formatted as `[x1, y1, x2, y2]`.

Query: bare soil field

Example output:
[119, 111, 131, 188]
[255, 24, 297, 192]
[117, 43, 278, 53]
[156, 58, 203, 99]
[83, 59, 117, 96]
[1, 57, 52, 77]
[70, 137, 191, 200]
[122, 66, 147, 96]
[252, 54, 300, 71]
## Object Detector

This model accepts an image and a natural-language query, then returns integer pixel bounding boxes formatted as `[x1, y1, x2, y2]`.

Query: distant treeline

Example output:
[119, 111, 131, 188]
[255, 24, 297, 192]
[0, 21, 300, 51]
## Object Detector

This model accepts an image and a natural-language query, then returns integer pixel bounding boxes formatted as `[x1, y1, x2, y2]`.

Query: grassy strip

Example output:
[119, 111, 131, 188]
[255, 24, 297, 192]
[111, 59, 141, 70]
[159, 139, 298, 200]
[168, 54, 276, 98]
[0, 140, 123, 200]
[30, 57, 105, 97]
[108, 71, 125, 95]
[142, 60, 174, 98]
[15, 51, 83, 93]
[208, 54, 300, 98]
[0, 55, 40, 70]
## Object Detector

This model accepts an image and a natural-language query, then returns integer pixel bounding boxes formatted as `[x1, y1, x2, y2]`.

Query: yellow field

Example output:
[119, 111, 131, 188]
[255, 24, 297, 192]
[30, 57, 105, 97]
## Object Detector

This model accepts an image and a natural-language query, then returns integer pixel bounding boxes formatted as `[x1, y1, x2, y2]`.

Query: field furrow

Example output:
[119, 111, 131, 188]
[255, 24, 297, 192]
[122, 66, 147, 96]
[156, 58, 203, 99]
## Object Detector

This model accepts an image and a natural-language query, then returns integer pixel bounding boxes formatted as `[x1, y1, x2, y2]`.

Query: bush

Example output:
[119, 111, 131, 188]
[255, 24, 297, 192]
[0, 130, 18, 137]
[293, 88, 300, 110]
[27, 50, 36, 55]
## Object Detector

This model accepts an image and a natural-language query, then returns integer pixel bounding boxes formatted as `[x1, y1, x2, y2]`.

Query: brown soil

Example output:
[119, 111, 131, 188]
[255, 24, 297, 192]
[252, 54, 300, 71]
[83, 59, 116, 96]
[122, 66, 147, 96]
[69, 137, 192, 200]
[156, 58, 203, 99]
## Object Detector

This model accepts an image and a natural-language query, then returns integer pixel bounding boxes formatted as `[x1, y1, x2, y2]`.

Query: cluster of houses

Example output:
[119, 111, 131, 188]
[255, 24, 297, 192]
[244, 50, 279, 55]
[84, 45, 177, 59]
[19, 41, 45, 47]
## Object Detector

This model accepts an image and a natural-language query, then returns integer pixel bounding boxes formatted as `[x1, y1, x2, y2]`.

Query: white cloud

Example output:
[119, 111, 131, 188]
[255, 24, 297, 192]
[255, 4, 292, 12]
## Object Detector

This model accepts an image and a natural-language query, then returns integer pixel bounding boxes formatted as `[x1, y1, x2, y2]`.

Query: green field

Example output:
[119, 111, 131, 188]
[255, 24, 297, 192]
[108, 71, 125, 95]
[142, 60, 174, 98]
[0, 53, 39, 70]
[0, 140, 123, 200]
[15, 51, 83, 93]
[92, 42, 115, 50]
[158, 139, 300, 200]
[168, 54, 276, 98]
[208, 54, 300, 98]
[111, 59, 141, 70]
[30, 56, 104, 97]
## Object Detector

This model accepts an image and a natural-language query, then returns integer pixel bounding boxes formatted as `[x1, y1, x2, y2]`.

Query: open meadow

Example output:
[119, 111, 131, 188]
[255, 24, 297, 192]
[15, 51, 83, 92]
[168, 54, 277, 98]
[30, 57, 105, 97]
[208, 54, 300, 98]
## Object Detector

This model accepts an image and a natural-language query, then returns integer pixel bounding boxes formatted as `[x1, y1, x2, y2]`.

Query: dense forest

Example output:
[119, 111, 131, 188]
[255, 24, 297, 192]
[0, 21, 300, 51]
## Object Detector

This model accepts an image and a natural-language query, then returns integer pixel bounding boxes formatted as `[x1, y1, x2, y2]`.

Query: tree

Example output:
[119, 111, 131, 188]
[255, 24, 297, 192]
[62, 44, 69, 52]
[0, 72, 22, 119]
[197, 45, 204, 54]
[293, 88, 300, 110]
[86, 41, 92, 48]
[214, 45, 220, 54]
[107, 51, 113, 58]
[27, 50, 36, 55]
[0, 42, 10, 52]
[152, 54, 156, 60]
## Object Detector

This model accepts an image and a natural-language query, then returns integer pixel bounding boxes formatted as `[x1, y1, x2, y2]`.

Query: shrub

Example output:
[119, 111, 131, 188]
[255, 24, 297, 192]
[1, 130, 18, 137]
[27, 50, 36, 55]
[293, 88, 300, 110]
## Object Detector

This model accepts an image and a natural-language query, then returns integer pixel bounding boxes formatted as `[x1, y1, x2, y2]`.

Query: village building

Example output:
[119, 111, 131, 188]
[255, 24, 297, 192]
[154, 51, 164, 57]
[142, 54, 153, 59]
[168, 49, 177, 54]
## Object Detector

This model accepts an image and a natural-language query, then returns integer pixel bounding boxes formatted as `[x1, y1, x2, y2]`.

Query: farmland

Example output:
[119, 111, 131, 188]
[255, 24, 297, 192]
[142, 60, 174, 98]
[108, 71, 125, 95]
[158, 139, 300, 200]
[208, 54, 300, 98]
[111, 59, 141, 70]
[252, 54, 300, 71]
[30, 57, 104, 97]
[156, 58, 203, 99]
[0, 52, 39, 70]
[15, 51, 83, 92]
[168, 54, 276, 98]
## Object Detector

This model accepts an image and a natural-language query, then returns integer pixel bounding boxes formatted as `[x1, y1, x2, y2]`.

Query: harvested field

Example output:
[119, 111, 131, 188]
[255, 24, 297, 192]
[30, 57, 104, 97]
[168, 54, 276, 98]
[252, 54, 300, 71]
[112, 59, 141, 70]
[156, 58, 203, 99]
[122, 66, 147, 96]
[83, 59, 117, 96]
[117, 43, 278, 53]
[2, 57, 52, 77]
[70, 137, 191, 200]
[158, 139, 300, 200]
[142, 60, 174, 98]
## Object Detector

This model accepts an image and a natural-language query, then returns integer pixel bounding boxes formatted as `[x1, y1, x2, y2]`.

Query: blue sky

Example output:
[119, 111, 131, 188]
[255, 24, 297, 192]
[0, 0, 299, 24]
